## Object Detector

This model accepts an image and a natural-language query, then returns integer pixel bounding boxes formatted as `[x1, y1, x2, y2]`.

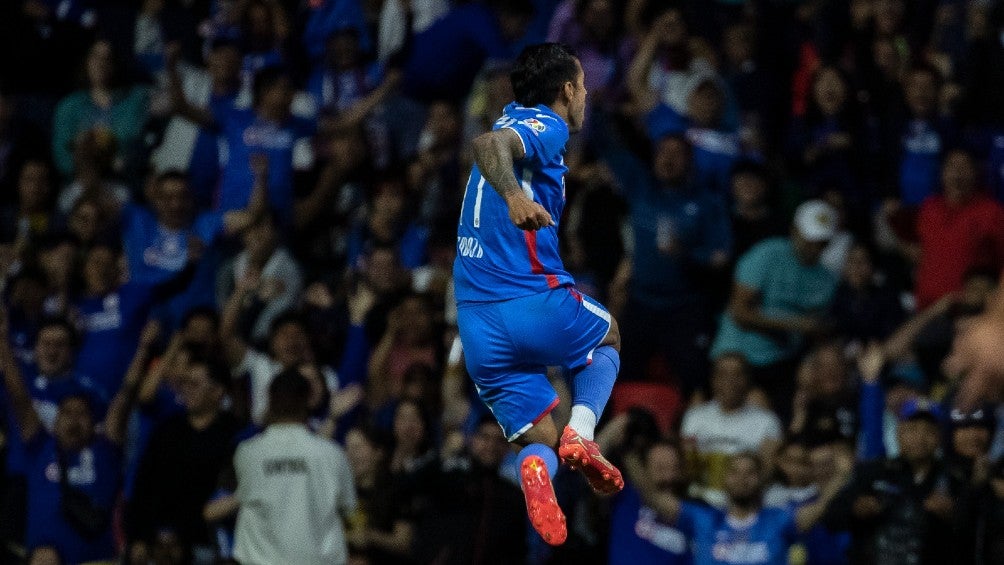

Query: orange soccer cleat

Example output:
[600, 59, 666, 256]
[558, 425, 624, 495]
[519, 454, 567, 545]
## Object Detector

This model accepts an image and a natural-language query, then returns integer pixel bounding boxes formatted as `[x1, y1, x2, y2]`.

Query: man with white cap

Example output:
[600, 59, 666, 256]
[710, 199, 840, 423]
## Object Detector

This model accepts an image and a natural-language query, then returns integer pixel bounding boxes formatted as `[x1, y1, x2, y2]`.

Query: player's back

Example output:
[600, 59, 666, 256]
[454, 102, 575, 303]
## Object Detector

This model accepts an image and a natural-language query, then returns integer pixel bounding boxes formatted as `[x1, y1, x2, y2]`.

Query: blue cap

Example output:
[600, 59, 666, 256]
[898, 398, 941, 423]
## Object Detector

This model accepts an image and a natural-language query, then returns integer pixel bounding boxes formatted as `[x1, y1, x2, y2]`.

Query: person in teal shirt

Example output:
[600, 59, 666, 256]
[710, 200, 839, 422]
[52, 39, 149, 183]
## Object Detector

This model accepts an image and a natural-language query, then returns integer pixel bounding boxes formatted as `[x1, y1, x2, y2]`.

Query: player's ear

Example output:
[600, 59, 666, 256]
[563, 80, 574, 102]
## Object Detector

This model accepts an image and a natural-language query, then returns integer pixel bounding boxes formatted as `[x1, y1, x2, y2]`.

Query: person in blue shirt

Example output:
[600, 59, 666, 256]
[398, 0, 534, 104]
[72, 241, 197, 399]
[454, 43, 624, 546]
[593, 108, 732, 395]
[121, 166, 267, 331]
[610, 439, 692, 565]
[628, 451, 843, 565]
[0, 310, 132, 565]
[168, 55, 315, 227]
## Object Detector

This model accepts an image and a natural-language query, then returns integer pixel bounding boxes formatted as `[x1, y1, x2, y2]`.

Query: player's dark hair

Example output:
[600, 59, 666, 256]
[267, 367, 312, 423]
[510, 43, 579, 108]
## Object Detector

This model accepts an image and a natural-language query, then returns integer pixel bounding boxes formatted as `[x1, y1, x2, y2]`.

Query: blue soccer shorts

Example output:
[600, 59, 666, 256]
[457, 287, 612, 441]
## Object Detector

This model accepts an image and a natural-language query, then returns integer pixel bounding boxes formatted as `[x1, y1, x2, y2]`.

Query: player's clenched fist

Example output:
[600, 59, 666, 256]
[504, 191, 554, 231]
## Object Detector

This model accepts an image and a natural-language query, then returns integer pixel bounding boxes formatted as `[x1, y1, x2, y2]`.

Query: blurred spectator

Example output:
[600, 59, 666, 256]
[828, 243, 905, 347]
[1, 310, 128, 565]
[127, 354, 240, 563]
[218, 209, 303, 343]
[0, 89, 48, 203]
[72, 241, 195, 395]
[344, 423, 418, 565]
[546, 0, 633, 107]
[51, 38, 148, 183]
[168, 58, 315, 226]
[152, 39, 242, 210]
[824, 399, 967, 565]
[887, 64, 959, 207]
[681, 352, 782, 507]
[728, 160, 784, 260]
[367, 294, 438, 410]
[596, 117, 731, 391]
[376, 0, 449, 64]
[0, 160, 56, 248]
[966, 457, 1004, 565]
[347, 175, 429, 271]
[232, 368, 357, 565]
[57, 126, 131, 217]
[787, 66, 863, 203]
[946, 404, 996, 484]
[398, 0, 535, 105]
[608, 438, 690, 564]
[788, 342, 860, 448]
[235, 0, 289, 88]
[303, 0, 372, 66]
[711, 200, 839, 420]
[913, 148, 1004, 309]
[414, 416, 527, 565]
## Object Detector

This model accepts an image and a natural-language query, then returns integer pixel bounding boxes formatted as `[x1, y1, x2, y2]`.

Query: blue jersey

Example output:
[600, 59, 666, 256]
[679, 502, 796, 565]
[454, 103, 575, 303]
[608, 484, 691, 565]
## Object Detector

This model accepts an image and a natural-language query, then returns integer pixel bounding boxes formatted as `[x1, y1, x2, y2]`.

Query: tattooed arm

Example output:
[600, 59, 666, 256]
[471, 129, 553, 230]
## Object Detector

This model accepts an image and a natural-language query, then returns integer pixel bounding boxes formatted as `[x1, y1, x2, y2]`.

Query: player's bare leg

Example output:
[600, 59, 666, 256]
[513, 417, 566, 545]
[559, 317, 625, 494]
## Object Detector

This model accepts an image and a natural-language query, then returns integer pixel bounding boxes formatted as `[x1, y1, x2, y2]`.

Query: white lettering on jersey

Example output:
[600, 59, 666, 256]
[457, 236, 484, 259]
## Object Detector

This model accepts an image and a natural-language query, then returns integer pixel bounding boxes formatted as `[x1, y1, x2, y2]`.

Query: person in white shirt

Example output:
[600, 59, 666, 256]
[681, 352, 782, 507]
[233, 368, 357, 565]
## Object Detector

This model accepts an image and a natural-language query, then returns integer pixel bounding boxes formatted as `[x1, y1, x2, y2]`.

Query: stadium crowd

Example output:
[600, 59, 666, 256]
[2, 0, 1004, 564]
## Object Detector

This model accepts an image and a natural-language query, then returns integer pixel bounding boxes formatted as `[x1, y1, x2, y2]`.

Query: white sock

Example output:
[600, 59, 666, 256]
[568, 405, 598, 441]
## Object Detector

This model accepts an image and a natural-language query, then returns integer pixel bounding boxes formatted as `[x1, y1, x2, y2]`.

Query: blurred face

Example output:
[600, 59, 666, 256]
[69, 201, 104, 244]
[874, 0, 904, 35]
[896, 419, 941, 464]
[872, 39, 900, 77]
[269, 322, 309, 366]
[18, 161, 50, 211]
[723, 24, 754, 65]
[843, 246, 873, 289]
[646, 444, 684, 491]
[469, 421, 507, 469]
[84, 246, 119, 295]
[687, 82, 723, 128]
[653, 137, 690, 184]
[365, 248, 402, 294]
[566, 61, 588, 133]
[346, 429, 382, 479]
[791, 230, 828, 265]
[393, 402, 426, 450]
[731, 172, 767, 208]
[581, 0, 615, 41]
[154, 178, 192, 229]
[207, 45, 241, 85]
[813, 68, 847, 116]
[261, 76, 294, 113]
[369, 190, 404, 233]
[243, 216, 278, 259]
[953, 426, 991, 460]
[941, 151, 977, 204]
[778, 444, 813, 487]
[178, 363, 222, 414]
[86, 40, 114, 88]
[813, 346, 846, 396]
[905, 70, 937, 117]
[725, 456, 762, 507]
[712, 356, 749, 410]
[35, 326, 74, 376]
[54, 397, 94, 451]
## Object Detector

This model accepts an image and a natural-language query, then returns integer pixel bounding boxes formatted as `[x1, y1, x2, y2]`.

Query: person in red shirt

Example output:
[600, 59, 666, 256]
[915, 148, 1004, 308]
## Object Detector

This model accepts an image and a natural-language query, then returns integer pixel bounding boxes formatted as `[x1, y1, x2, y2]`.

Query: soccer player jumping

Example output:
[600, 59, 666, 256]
[454, 43, 624, 545]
